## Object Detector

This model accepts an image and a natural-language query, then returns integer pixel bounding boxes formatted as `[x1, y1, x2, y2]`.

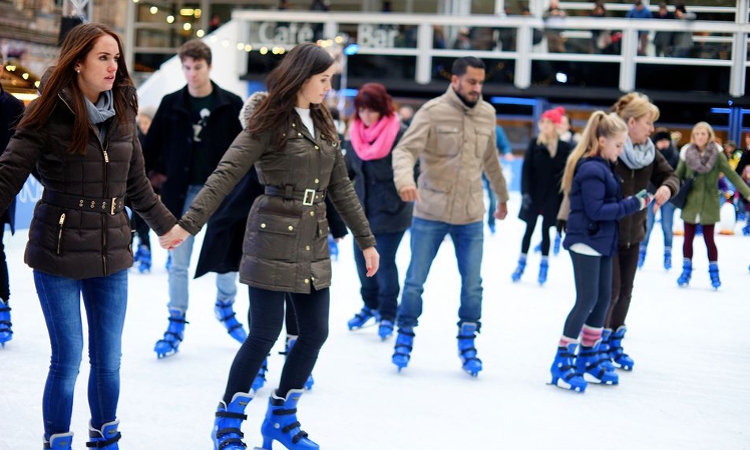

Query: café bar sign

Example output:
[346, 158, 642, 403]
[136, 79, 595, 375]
[255, 22, 397, 48]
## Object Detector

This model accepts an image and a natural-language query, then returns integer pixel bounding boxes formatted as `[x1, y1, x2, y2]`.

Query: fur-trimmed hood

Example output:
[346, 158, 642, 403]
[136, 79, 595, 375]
[238, 91, 268, 130]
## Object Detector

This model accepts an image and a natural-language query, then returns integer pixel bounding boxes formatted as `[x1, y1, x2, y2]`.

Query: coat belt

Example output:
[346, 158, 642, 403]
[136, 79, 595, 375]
[42, 190, 125, 215]
[264, 186, 326, 206]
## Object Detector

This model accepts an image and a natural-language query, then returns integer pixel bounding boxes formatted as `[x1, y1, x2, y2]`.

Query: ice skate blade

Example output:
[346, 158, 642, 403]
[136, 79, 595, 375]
[548, 379, 586, 393]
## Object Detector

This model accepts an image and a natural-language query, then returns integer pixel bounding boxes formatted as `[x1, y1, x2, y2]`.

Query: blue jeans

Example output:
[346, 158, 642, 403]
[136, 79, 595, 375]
[643, 201, 676, 250]
[168, 184, 237, 311]
[34, 269, 128, 439]
[353, 230, 406, 322]
[397, 218, 484, 330]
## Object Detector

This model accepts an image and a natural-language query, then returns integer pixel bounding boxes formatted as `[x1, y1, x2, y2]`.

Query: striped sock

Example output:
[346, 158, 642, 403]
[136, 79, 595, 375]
[581, 325, 603, 347]
[558, 335, 577, 348]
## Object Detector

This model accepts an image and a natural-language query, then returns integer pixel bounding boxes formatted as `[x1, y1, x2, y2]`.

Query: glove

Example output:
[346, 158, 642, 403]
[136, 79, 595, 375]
[556, 219, 567, 235]
[522, 194, 532, 210]
[634, 189, 652, 211]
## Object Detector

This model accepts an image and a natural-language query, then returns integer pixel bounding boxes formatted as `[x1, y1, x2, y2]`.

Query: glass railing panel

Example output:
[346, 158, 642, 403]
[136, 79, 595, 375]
[531, 61, 619, 89]
[347, 54, 416, 80]
[431, 57, 515, 84]
[636, 64, 730, 94]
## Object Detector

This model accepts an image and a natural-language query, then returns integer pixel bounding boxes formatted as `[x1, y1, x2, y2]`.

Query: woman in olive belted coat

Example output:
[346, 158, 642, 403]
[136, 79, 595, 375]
[161, 43, 379, 450]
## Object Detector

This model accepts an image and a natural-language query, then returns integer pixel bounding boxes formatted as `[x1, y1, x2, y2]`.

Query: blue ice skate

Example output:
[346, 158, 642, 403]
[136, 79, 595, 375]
[154, 308, 188, 358]
[538, 259, 549, 286]
[392, 327, 414, 372]
[609, 325, 634, 371]
[709, 262, 721, 290]
[677, 259, 692, 287]
[511, 255, 527, 283]
[553, 233, 561, 255]
[87, 419, 121, 449]
[328, 235, 338, 261]
[550, 344, 587, 393]
[215, 299, 248, 344]
[285, 335, 314, 390]
[577, 343, 618, 385]
[346, 306, 379, 330]
[212, 392, 253, 450]
[253, 357, 269, 393]
[0, 299, 12, 347]
[378, 319, 394, 340]
[44, 432, 74, 449]
[259, 389, 319, 450]
[457, 322, 483, 376]
[133, 244, 151, 273]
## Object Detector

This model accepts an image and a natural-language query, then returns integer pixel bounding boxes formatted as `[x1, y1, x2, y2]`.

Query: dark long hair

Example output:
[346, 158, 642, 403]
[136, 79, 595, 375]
[19, 23, 136, 155]
[248, 43, 337, 150]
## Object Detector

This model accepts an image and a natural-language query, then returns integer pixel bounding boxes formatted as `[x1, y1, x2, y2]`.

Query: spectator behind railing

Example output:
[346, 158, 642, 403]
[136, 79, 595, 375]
[652, 2, 675, 57]
[672, 3, 697, 58]
[453, 27, 472, 50]
[433, 25, 447, 49]
[626, 0, 652, 56]
[543, 0, 567, 53]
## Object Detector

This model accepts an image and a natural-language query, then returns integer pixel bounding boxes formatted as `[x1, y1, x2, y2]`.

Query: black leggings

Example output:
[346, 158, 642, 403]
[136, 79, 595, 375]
[562, 251, 613, 339]
[520, 215, 555, 256]
[0, 225, 8, 302]
[606, 244, 639, 330]
[224, 286, 329, 402]
[683, 223, 717, 261]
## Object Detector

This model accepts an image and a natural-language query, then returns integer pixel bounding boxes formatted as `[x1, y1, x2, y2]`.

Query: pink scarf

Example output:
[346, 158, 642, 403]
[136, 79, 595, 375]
[350, 114, 401, 161]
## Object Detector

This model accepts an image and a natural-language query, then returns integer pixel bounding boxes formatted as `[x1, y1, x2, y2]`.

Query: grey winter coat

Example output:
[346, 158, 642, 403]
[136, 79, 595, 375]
[0, 87, 176, 279]
[179, 111, 375, 294]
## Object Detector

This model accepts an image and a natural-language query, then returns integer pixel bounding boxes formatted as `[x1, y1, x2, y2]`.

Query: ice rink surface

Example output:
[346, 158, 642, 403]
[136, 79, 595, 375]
[1, 193, 749, 450]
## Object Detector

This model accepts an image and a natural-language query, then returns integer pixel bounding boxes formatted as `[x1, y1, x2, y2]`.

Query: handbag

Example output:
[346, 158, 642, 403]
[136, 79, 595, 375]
[669, 176, 695, 208]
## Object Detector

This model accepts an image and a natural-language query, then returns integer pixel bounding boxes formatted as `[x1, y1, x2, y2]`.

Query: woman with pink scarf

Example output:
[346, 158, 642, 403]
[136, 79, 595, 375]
[344, 83, 412, 341]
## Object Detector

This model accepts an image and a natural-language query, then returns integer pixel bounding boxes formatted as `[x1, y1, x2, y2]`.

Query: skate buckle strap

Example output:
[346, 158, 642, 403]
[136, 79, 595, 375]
[216, 411, 248, 420]
[216, 428, 247, 449]
[279, 421, 309, 444]
[272, 407, 297, 416]
[85, 431, 121, 448]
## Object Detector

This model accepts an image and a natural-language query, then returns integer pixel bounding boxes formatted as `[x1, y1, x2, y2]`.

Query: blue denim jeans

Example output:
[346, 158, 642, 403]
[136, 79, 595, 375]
[643, 201, 676, 250]
[168, 184, 237, 311]
[397, 218, 484, 330]
[34, 269, 128, 439]
[353, 230, 406, 322]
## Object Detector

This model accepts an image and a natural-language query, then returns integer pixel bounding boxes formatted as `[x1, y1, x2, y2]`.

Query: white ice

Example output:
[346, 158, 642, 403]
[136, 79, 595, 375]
[1, 192, 749, 450]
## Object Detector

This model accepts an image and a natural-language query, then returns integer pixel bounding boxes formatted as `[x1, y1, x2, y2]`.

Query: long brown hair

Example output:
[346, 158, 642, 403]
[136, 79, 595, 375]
[248, 43, 337, 150]
[19, 23, 136, 155]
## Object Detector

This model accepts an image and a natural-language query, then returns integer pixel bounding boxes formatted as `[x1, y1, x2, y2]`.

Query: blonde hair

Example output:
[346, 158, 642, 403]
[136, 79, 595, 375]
[690, 121, 715, 148]
[561, 111, 628, 193]
[612, 92, 660, 123]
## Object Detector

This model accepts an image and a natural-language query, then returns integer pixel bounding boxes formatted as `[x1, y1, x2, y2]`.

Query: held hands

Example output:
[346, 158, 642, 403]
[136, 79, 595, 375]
[399, 186, 421, 203]
[633, 189, 654, 211]
[653, 186, 671, 209]
[363, 247, 380, 277]
[159, 224, 190, 250]
[493, 202, 508, 220]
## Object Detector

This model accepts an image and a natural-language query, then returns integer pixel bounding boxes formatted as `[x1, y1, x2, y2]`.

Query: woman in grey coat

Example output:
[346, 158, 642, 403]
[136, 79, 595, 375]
[160, 43, 379, 450]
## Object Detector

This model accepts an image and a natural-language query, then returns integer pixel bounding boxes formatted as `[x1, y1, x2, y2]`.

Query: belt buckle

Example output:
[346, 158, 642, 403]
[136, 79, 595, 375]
[302, 189, 315, 206]
[110, 197, 117, 215]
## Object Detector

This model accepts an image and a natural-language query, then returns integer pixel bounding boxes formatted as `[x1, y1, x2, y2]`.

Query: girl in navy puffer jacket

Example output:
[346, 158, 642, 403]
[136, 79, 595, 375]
[550, 111, 650, 393]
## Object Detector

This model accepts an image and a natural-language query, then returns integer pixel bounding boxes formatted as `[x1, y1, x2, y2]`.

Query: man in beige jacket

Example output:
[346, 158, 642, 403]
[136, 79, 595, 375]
[391, 56, 509, 377]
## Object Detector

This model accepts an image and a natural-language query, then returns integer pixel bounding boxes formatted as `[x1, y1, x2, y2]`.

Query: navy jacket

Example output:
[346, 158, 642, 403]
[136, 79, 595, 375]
[563, 157, 641, 256]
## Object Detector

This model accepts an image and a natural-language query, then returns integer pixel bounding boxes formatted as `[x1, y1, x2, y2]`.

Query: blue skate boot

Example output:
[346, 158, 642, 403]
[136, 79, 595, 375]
[346, 306, 379, 330]
[637, 245, 646, 269]
[533, 242, 542, 253]
[550, 343, 587, 393]
[538, 258, 549, 286]
[664, 247, 672, 270]
[553, 233, 561, 255]
[154, 308, 188, 358]
[44, 432, 74, 449]
[378, 319, 394, 340]
[87, 419, 121, 449]
[511, 255, 527, 283]
[327, 235, 338, 261]
[215, 299, 248, 344]
[709, 262, 721, 289]
[457, 322, 482, 376]
[0, 299, 12, 347]
[212, 392, 253, 450]
[392, 326, 415, 372]
[259, 389, 319, 450]
[285, 335, 314, 390]
[598, 329, 616, 372]
[609, 325, 634, 371]
[677, 259, 692, 287]
[576, 343, 619, 385]
[134, 244, 151, 274]
[252, 357, 269, 393]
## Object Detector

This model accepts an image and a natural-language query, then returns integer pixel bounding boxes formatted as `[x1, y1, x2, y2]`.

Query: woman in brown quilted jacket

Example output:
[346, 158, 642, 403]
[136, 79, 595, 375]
[160, 42, 379, 450]
[0, 23, 176, 449]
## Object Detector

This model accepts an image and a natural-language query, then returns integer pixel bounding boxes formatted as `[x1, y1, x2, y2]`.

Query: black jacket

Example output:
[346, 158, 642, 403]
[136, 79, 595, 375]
[519, 138, 571, 224]
[0, 88, 24, 234]
[143, 81, 244, 218]
[0, 87, 175, 279]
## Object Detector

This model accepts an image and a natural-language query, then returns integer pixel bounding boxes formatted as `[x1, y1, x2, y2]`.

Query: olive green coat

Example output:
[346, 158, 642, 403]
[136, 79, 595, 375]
[179, 118, 375, 294]
[676, 148, 750, 225]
